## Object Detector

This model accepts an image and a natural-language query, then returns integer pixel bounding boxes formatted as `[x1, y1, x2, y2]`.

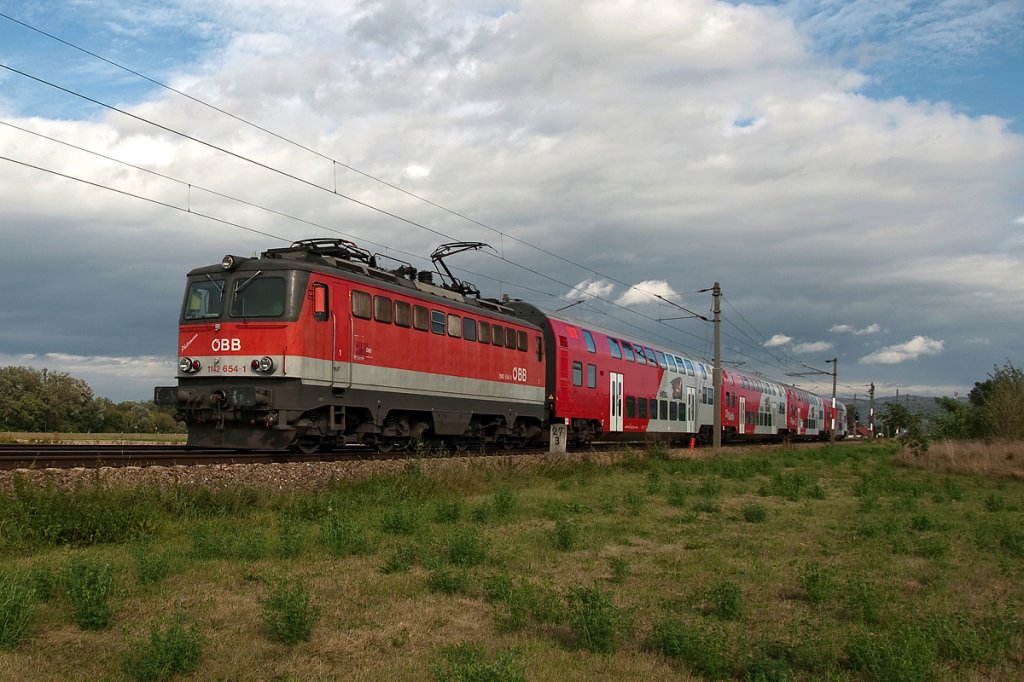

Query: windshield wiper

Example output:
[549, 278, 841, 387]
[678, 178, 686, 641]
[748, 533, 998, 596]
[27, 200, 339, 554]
[204, 273, 224, 294]
[234, 270, 264, 295]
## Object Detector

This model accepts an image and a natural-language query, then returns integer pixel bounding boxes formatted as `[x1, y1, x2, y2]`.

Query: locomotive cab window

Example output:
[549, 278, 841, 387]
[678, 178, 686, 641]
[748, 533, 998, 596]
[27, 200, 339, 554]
[230, 276, 285, 318]
[184, 279, 225, 320]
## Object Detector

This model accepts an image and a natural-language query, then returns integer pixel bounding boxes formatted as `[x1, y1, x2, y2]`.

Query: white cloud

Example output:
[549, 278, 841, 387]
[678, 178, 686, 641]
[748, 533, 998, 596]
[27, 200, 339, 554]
[831, 323, 881, 335]
[792, 341, 834, 354]
[764, 334, 793, 348]
[859, 336, 945, 364]
[614, 281, 680, 307]
[566, 279, 615, 301]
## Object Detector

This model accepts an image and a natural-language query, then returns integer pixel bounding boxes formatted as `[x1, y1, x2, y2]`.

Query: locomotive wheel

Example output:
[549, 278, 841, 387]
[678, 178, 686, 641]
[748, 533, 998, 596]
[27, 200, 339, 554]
[292, 437, 321, 454]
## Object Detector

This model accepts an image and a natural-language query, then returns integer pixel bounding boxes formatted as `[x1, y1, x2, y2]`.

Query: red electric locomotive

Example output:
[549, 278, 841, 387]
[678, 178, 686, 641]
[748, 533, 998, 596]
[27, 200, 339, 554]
[155, 239, 546, 451]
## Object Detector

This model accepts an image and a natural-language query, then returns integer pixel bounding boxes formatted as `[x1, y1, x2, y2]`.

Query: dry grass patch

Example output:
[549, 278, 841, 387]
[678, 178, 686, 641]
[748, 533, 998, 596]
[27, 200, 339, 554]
[896, 439, 1024, 479]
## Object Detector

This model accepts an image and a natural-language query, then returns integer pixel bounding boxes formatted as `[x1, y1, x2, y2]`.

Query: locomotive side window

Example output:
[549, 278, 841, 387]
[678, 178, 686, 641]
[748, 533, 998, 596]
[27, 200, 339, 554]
[431, 310, 445, 335]
[395, 300, 411, 328]
[505, 327, 517, 349]
[582, 330, 596, 353]
[413, 305, 429, 331]
[587, 363, 597, 388]
[517, 330, 528, 352]
[572, 361, 583, 387]
[313, 283, 329, 321]
[374, 296, 392, 324]
[491, 324, 504, 345]
[447, 314, 462, 338]
[352, 290, 372, 319]
[621, 341, 636, 362]
[607, 338, 622, 359]
[463, 317, 477, 341]
[184, 279, 225, 320]
[479, 321, 490, 343]
[230, 277, 285, 318]
[535, 335, 543, 360]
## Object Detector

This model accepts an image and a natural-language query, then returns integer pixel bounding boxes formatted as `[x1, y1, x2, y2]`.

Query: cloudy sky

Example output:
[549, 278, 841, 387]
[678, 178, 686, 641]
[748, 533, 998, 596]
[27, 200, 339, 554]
[1, 0, 1021, 403]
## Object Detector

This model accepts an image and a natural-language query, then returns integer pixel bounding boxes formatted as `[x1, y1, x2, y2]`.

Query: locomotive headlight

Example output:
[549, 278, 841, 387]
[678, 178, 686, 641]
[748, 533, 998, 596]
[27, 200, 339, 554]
[251, 356, 275, 373]
[221, 255, 235, 270]
[178, 357, 200, 374]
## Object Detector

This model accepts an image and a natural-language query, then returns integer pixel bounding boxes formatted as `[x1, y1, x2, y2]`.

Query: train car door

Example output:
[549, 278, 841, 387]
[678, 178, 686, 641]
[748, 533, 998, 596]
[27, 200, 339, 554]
[686, 386, 696, 433]
[330, 283, 351, 387]
[608, 372, 623, 432]
[739, 396, 746, 434]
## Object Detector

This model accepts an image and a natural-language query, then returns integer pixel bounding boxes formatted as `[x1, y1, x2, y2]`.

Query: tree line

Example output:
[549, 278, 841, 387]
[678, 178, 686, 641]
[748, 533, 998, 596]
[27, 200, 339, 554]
[879, 361, 1024, 448]
[0, 366, 180, 434]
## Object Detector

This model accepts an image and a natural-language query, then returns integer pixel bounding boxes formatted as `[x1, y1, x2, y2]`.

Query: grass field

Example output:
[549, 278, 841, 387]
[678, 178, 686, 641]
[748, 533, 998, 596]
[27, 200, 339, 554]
[0, 432, 186, 445]
[0, 441, 1021, 681]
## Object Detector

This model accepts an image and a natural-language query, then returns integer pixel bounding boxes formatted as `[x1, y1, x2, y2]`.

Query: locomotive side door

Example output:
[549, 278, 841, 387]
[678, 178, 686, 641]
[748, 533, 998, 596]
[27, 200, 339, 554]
[609, 372, 623, 432]
[328, 282, 351, 387]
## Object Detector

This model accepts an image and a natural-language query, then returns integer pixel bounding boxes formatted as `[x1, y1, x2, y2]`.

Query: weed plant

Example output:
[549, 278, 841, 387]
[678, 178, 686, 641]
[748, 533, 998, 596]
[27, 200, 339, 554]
[741, 502, 768, 523]
[64, 556, 115, 630]
[607, 556, 630, 584]
[0, 571, 37, 649]
[433, 642, 525, 682]
[565, 584, 631, 654]
[260, 576, 321, 645]
[320, 514, 375, 557]
[122, 614, 203, 682]
[427, 565, 469, 595]
[433, 499, 464, 524]
[846, 624, 937, 682]
[666, 481, 688, 507]
[443, 526, 487, 566]
[798, 562, 836, 605]
[706, 580, 743, 620]
[133, 544, 173, 589]
[551, 516, 582, 551]
[380, 543, 419, 574]
[648, 617, 732, 678]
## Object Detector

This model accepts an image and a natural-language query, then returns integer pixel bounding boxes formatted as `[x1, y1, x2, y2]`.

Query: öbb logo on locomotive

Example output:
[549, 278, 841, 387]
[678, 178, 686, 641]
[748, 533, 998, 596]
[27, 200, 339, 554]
[155, 238, 846, 452]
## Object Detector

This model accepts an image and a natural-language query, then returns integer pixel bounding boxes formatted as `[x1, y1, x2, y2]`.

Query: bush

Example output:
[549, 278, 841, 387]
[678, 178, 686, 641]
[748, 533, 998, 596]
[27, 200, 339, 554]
[260, 576, 321, 644]
[565, 584, 631, 654]
[434, 642, 525, 682]
[741, 503, 768, 523]
[649, 617, 731, 678]
[122, 614, 203, 682]
[707, 581, 743, 621]
[0, 572, 37, 649]
[798, 562, 835, 605]
[65, 557, 115, 630]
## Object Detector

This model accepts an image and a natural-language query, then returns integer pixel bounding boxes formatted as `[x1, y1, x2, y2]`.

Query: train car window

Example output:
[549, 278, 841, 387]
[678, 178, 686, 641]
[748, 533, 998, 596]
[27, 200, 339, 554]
[463, 317, 477, 341]
[572, 361, 583, 387]
[479, 320, 490, 343]
[517, 330, 528, 351]
[707, 388, 714, 406]
[492, 324, 504, 345]
[431, 310, 445, 335]
[644, 347, 658, 366]
[352, 290, 372, 319]
[633, 344, 646, 365]
[679, 402, 686, 422]
[395, 300, 411, 328]
[666, 355, 677, 372]
[625, 396, 636, 418]
[312, 283, 329, 321]
[621, 341, 636, 362]
[651, 398, 660, 419]
[660, 400, 668, 420]
[447, 314, 461, 338]
[587, 363, 597, 388]
[638, 397, 647, 419]
[607, 338, 622, 359]
[669, 402, 678, 420]
[582, 330, 596, 353]
[655, 351, 668, 369]
[505, 327, 517, 349]
[699, 364, 708, 379]
[184, 279, 225, 320]
[413, 305, 429, 331]
[374, 296, 393, 324]
[683, 358, 695, 376]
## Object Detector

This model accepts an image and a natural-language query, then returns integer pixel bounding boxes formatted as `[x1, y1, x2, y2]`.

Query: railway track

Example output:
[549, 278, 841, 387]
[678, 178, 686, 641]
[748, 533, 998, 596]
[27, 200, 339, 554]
[0, 444, 371, 470]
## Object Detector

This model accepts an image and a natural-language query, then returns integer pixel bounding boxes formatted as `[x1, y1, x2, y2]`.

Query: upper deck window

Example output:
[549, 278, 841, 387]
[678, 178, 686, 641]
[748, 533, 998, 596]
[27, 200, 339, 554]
[655, 351, 668, 369]
[643, 347, 657, 366]
[230, 276, 285, 318]
[184, 278, 225, 320]
[607, 338, 622, 359]
[666, 355, 677, 372]
[582, 330, 596, 353]
[621, 341, 636, 362]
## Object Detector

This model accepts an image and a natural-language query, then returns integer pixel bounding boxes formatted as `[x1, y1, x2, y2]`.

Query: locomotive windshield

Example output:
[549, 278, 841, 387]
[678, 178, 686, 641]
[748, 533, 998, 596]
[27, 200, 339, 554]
[184, 278, 225, 320]
[229, 276, 286, 317]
